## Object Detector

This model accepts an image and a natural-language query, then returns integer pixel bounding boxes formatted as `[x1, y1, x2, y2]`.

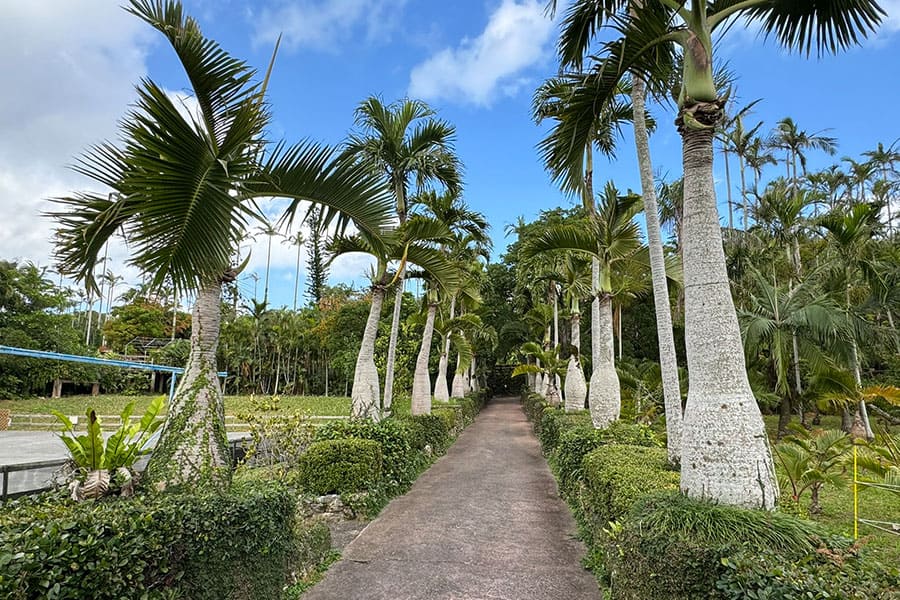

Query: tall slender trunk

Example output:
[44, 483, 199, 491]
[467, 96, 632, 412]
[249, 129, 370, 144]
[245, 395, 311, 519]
[632, 76, 683, 464]
[565, 309, 587, 412]
[411, 302, 437, 415]
[723, 146, 734, 230]
[435, 296, 456, 402]
[552, 283, 562, 399]
[591, 260, 600, 369]
[382, 273, 405, 414]
[589, 294, 620, 427]
[351, 286, 384, 419]
[739, 153, 749, 230]
[677, 117, 778, 509]
[145, 281, 230, 491]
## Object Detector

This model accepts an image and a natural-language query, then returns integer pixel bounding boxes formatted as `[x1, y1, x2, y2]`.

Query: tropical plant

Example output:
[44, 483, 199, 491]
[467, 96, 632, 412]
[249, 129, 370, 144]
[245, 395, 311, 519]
[342, 96, 462, 414]
[50, 0, 393, 491]
[512, 342, 568, 406]
[52, 397, 165, 499]
[774, 427, 851, 514]
[545, 0, 884, 509]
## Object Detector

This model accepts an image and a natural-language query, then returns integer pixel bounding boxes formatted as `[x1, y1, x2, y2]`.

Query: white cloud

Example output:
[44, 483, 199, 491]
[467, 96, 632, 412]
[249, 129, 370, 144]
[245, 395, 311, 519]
[253, 0, 408, 52]
[0, 2, 151, 272]
[407, 0, 554, 106]
[879, 0, 900, 32]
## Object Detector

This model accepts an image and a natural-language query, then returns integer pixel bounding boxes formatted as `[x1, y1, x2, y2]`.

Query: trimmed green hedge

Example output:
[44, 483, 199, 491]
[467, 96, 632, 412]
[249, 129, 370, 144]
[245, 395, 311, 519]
[395, 413, 453, 453]
[602, 492, 887, 600]
[554, 422, 661, 501]
[538, 408, 592, 452]
[314, 419, 419, 490]
[296, 438, 382, 495]
[579, 445, 680, 545]
[0, 482, 296, 600]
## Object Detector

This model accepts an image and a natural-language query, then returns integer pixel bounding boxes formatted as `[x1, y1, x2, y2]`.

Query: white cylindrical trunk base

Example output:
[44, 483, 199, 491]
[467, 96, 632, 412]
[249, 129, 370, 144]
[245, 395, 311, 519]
[564, 357, 587, 412]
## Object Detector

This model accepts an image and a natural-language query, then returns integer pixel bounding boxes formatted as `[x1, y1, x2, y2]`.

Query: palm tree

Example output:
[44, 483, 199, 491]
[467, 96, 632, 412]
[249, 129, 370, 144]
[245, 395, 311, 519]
[559, 254, 591, 412]
[769, 117, 838, 195]
[745, 137, 777, 199]
[863, 140, 900, 237]
[50, 0, 393, 491]
[524, 182, 643, 427]
[330, 216, 455, 419]
[513, 342, 567, 407]
[255, 220, 280, 304]
[284, 231, 305, 311]
[343, 97, 462, 413]
[546, 0, 883, 508]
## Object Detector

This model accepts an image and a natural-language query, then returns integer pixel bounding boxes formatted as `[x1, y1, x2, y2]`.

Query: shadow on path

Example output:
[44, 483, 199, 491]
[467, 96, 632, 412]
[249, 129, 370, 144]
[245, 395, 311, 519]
[303, 396, 600, 600]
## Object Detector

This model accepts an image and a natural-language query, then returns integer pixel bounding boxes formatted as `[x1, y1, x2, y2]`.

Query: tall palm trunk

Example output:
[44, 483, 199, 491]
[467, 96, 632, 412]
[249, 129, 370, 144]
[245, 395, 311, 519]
[552, 283, 562, 400]
[678, 118, 778, 509]
[589, 294, 620, 426]
[351, 286, 384, 419]
[383, 180, 408, 413]
[435, 296, 455, 401]
[411, 302, 437, 415]
[723, 145, 734, 230]
[145, 281, 230, 491]
[739, 153, 749, 230]
[565, 308, 587, 412]
[632, 76, 683, 463]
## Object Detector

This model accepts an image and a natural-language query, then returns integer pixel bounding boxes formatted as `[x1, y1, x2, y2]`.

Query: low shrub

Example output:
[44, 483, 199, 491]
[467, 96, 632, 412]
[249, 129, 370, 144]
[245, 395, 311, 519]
[288, 519, 332, 582]
[717, 546, 900, 600]
[395, 413, 452, 453]
[0, 482, 296, 600]
[537, 408, 592, 453]
[604, 492, 831, 600]
[315, 419, 419, 490]
[579, 445, 679, 545]
[554, 422, 662, 501]
[433, 407, 461, 437]
[296, 439, 382, 495]
[522, 392, 547, 423]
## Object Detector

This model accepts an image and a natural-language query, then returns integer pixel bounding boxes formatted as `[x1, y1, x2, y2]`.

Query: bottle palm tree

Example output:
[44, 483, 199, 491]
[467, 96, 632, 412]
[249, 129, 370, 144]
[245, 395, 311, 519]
[330, 216, 456, 419]
[50, 0, 393, 491]
[524, 182, 643, 427]
[545, 0, 884, 509]
[342, 97, 462, 413]
[512, 342, 567, 407]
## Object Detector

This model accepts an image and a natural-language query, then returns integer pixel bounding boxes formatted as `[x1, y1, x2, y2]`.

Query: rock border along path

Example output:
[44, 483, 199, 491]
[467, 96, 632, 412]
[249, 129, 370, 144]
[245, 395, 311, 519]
[303, 396, 600, 600]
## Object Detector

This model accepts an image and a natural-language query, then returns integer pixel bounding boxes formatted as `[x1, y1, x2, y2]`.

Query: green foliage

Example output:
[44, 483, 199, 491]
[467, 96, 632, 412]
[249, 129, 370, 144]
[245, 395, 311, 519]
[603, 492, 830, 600]
[553, 422, 661, 501]
[296, 439, 383, 495]
[0, 482, 296, 599]
[236, 396, 316, 472]
[395, 413, 452, 453]
[314, 419, 419, 491]
[537, 408, 592, 452]
[774, 427, 851, 513]
[717, 546, 900, 600]
[579, 445, 680, 544]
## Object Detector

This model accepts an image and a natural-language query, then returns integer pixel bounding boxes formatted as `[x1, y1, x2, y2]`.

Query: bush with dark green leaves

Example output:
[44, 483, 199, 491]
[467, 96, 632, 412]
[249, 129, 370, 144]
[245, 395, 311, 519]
[314, 419, 420, 490]
[296, 438, 382, 495]
[522, 392, 547, 424]
[579, 445, 680, 545]
[717, 545, 900, 599]
[537, 408, 592, 453]
[0, 482, 297, 600]
[553, 422, 662, 501]
[395, 413, 452, 453]
[603, 492, 838, 600]
[433, 407, 462, 436]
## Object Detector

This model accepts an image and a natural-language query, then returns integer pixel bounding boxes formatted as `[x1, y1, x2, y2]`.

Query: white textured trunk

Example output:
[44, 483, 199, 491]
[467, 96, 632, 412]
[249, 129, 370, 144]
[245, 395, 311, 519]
[678, 122, 778, 509]
[536, 371, 547, 397]
[589, 295, 620, 427]
[849, 339, 874, 439]
[451, 353, 466, 398]
[434, 297, 455, 402]
[590, 259, 600, 367]
[351, 286, 384, 420]
[411, 303, 437, 415]
[470, 356, 478, 391]
[632, 75, 683, 464]
[565, 311, 586, 411]
[382, 270, 405, 413]
[144, 282, 229, 491]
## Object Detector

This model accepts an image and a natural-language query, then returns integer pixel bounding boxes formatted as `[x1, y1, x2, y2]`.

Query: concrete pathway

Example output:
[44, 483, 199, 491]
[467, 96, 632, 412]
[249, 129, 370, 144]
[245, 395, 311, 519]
[304, 396, 600, 600]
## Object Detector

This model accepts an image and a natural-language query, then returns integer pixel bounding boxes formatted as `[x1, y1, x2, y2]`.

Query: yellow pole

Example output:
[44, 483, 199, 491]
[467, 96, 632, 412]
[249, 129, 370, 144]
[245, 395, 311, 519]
[853, 444, 858, 540]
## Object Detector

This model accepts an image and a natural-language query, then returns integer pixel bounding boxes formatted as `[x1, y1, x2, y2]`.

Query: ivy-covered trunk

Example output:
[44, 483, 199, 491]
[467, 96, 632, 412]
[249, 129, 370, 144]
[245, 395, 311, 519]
[144, 281, 229, 491]
[411, 302, 437, 415]
[351, 285, 384, 419]
[677, 117, 778, 510]
[589, 294, 620, 427]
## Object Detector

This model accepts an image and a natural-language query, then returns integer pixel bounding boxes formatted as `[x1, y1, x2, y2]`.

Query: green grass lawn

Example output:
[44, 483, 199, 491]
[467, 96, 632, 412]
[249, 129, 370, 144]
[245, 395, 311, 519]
[0, 393, 352, 418]
[763, 414, 900, 567]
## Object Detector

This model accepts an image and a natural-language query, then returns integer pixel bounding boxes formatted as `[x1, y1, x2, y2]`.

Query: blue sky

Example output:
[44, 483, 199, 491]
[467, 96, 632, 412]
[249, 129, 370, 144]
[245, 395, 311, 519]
[2, 1, 898, 311]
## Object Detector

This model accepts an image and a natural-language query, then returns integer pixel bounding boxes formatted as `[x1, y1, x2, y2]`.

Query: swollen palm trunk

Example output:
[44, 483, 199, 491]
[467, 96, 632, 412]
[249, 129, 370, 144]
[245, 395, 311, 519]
[351, 287, 384, 419]
[565, 314, 586, 412]
[589, 295, 620, 427]
[434, 352, 451, 402]
[451, 353, 466, 398]
[144, 282, 229, 491]
[678, 123, 778, 509]
[411, 303, 437, 415]
[382, 273, 405, 412]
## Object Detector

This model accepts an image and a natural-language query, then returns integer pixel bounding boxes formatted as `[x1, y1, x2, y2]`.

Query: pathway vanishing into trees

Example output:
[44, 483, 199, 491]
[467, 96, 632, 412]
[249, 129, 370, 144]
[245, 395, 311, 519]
[304, 396, 600, 600]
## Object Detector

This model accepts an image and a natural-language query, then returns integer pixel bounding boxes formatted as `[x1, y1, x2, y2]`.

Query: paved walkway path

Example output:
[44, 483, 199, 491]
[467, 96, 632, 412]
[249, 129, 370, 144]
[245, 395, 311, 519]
[304, 396, 600, 600]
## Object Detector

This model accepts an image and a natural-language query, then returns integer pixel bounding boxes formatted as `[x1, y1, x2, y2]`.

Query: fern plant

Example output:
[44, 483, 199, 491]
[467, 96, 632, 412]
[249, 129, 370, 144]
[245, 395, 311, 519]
[774, 427, 851, 514]
[52, 397, 165, 500]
